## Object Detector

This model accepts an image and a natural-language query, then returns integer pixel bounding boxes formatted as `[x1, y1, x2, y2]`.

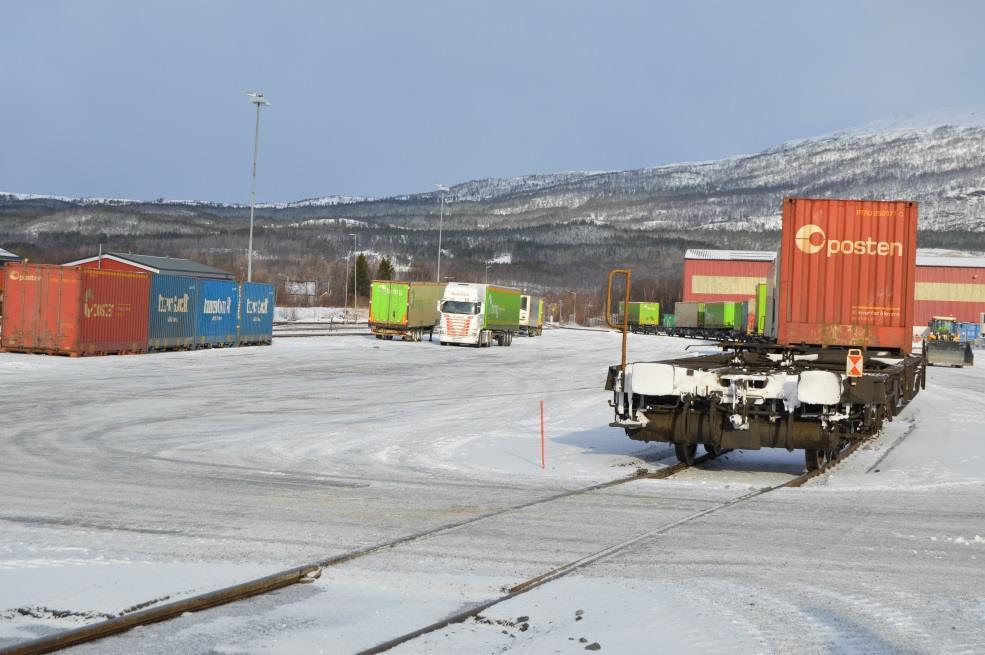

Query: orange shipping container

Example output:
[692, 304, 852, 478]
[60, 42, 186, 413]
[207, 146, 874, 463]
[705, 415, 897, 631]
[1, 264, 150, 356]
[777, 197, 918, 353]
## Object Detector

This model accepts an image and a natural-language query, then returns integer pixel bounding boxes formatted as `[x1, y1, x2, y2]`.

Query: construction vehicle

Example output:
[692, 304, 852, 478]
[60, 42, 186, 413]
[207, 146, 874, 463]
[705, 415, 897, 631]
[925, 316, 974, 367]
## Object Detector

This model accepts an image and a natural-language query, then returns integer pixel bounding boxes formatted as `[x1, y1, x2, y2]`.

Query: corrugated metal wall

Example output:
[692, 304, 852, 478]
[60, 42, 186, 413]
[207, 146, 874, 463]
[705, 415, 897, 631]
[196, 279, 239, 347]
[683, 259, 773, 302]
[914, 264, 985, 325]
[148, 275, 199, 350]
[777, 197, 918, 353]
[238, 282, 275, 345]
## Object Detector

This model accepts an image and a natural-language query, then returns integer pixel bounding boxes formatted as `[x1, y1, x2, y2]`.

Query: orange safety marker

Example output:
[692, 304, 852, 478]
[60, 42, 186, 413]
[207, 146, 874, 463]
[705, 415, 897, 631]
[540, 400, 546, 469]
[846, 348, 864, 378]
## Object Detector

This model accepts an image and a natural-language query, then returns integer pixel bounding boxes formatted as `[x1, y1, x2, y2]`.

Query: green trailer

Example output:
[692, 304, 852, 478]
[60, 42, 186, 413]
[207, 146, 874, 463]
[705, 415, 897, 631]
[618, 301, 661, 334]
[483, 285, 522, 333]
[755, 283, 768, 335]
[704, 301, 747, 331]
[369, 280, 446, 341]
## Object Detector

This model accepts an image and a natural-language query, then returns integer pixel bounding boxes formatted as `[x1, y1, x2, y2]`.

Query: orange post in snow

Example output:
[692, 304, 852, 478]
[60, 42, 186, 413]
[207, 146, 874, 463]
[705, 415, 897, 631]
[540, 400, 546, 469]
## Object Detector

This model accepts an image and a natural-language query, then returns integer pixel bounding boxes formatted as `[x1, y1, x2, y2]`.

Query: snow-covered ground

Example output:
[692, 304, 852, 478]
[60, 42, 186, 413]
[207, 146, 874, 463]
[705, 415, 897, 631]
[1, 331, 983, 653]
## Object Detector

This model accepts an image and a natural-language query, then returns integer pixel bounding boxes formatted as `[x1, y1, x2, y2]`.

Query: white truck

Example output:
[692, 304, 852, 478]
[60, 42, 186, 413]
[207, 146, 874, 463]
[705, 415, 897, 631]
[438, 282, 521, 347]
[519, 294, 544, 336]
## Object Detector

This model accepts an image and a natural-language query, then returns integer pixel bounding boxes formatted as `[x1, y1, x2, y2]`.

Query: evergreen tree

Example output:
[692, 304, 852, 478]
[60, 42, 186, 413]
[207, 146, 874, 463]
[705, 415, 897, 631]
[375, 257, 394, 280]
[354, 253, 371, 296]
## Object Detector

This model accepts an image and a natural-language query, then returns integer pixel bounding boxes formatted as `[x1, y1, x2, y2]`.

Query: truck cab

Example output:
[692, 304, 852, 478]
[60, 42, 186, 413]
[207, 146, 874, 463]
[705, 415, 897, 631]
[438, 282, 519, 347]
[439, 283, 486, 346]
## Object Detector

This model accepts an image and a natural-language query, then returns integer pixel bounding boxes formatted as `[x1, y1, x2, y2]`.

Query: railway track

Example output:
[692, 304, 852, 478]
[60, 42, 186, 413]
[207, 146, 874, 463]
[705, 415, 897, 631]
[1, 441, 861, 655]
[272, 321, 370, 338]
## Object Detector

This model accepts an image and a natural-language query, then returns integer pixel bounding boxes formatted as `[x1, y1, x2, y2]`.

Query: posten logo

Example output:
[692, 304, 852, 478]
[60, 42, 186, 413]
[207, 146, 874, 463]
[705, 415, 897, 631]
[794, 224, 826, 254]
[794, 223, 903, 257]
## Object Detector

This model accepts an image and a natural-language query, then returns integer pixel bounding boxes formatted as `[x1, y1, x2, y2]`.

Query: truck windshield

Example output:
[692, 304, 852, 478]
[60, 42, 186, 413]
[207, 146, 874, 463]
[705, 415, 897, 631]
[441, 300, 478, 315]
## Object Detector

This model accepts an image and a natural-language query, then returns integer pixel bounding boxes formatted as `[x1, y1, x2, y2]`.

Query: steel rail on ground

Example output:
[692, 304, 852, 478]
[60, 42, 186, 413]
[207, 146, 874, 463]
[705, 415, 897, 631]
[2, 444, 864, 655]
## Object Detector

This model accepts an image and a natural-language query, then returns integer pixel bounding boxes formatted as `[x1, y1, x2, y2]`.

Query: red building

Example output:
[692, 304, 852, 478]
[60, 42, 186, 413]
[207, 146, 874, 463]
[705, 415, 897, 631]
[914, 254, 985, 326]
[63, 252, 235, 280]
[682, 249, 776, 303]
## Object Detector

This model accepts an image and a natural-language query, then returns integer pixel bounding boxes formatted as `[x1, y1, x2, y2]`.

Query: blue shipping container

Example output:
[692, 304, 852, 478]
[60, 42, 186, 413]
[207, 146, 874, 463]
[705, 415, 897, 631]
[958, 322, 981, 343]
[196, 279, 239, 347]
[238, 282, 275, 345]
[148, 275, 199, 350]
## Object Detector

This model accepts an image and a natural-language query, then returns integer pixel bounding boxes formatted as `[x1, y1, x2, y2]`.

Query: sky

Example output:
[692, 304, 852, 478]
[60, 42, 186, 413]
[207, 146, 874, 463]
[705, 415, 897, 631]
[3, 0, 985, 203]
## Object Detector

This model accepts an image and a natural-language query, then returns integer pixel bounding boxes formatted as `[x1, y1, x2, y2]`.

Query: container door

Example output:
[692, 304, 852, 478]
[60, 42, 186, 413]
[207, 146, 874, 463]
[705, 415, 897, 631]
[390, 283, 409, 325]
[370, 281, 391, 325]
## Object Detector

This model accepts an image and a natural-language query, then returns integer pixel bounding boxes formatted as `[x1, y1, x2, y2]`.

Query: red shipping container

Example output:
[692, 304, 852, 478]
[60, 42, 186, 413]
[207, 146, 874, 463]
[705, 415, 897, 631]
[777, 197, 918, 353]
[682, 250, 775, 303]
[2, 264, 150, 355]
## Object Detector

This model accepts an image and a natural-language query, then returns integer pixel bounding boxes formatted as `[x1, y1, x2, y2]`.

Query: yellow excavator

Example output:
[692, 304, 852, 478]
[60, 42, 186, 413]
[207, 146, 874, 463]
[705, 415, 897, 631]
[925, 316, 974, 367]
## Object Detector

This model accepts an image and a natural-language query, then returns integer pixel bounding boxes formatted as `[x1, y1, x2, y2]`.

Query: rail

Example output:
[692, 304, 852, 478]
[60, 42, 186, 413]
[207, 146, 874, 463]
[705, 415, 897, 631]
[0, 441, 869, 655]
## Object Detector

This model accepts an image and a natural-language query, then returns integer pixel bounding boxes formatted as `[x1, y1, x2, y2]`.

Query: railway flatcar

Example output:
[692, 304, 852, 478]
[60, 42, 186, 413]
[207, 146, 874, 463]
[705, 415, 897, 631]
[605, 197, 927, 471]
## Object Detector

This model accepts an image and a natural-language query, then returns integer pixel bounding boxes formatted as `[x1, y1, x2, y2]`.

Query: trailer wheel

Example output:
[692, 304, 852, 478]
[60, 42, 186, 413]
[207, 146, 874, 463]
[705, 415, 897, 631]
[674, 443, 697, 465]
[804, 449, 824, 472]
[703, 444, 721, 457]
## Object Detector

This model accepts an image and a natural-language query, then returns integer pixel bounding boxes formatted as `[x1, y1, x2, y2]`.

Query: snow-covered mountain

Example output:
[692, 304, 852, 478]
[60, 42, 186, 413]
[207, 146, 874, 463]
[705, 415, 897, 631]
[4, 121, 985, 232]
[3, 120, 985, 291]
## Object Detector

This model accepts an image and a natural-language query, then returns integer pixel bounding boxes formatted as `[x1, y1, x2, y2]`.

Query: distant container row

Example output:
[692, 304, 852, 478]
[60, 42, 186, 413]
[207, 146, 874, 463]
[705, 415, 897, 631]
[662, 296, 766, 336]
[1, 263, 273, 356]
[369, 280, 544, 344]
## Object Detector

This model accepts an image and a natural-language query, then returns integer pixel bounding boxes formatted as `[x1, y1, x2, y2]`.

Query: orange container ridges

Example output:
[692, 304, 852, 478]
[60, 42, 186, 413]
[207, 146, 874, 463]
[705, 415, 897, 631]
[2, 264, 150, 356]
[777, 197, 918, 353]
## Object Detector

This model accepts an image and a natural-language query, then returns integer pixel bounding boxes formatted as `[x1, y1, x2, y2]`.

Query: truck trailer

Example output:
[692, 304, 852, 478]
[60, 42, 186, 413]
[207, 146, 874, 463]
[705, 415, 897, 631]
[369, 280, 445, 341]
[439, 283, 520, 347]
[519, 294, 544, 336]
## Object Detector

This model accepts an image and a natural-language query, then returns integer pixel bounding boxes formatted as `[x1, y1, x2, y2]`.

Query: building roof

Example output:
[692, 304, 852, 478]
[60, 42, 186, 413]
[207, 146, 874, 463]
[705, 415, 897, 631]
[63, 252, 235, 279]
[0, 247, 21, 262]
[684, 249, 777, 262]
[916, 253, 985, 269]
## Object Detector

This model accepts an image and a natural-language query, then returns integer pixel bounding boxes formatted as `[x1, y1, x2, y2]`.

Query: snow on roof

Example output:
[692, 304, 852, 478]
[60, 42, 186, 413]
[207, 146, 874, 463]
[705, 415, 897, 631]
[63, 253, 235, 279]
[0, 246, 21, 262]
[916, 254, 985, 269]
[684, 249, 776, 262]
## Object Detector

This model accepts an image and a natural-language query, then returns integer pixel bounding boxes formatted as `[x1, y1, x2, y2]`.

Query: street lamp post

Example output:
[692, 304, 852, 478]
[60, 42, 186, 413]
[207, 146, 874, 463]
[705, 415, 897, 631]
[343, 255, 349, 321]
[246, 91, 269, 283]
[484, 262, 490, 284]
[435, 184, 449, 282]
[350, 233, 358, 322]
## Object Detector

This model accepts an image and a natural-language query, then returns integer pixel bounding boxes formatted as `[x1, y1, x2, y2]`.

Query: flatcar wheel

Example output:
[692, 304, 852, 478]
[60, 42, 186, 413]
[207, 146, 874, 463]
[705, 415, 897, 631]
[704, 444, 721, 457]
[804, 449, 824, 472]
[675, 443, 697, 466]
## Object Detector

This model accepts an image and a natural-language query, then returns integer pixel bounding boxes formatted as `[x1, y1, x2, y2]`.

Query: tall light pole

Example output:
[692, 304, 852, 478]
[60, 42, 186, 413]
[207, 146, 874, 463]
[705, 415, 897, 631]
[246, 91, 269, 282]
[349, 233, 358, 321]
[484, 262, 491, 284]
[435, 184, 449, 282]
[343, 254, 349, 321]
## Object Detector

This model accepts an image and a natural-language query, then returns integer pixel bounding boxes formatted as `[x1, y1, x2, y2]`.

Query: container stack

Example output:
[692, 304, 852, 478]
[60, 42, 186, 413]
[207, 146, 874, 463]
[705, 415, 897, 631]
[1, 257, 275, 356]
